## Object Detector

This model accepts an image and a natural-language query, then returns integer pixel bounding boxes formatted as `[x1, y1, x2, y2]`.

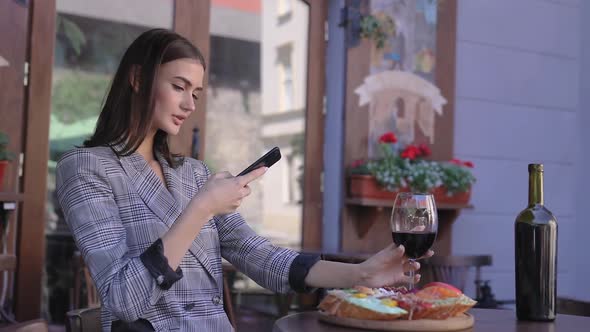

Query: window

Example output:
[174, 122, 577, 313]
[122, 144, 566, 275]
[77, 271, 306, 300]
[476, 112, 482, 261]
[277, 0, 292, 17]
[277, 43, 294, 111]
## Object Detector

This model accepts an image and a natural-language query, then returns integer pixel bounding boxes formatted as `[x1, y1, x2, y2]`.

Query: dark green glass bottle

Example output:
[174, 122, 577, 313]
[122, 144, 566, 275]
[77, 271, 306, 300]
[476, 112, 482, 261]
[515, 164, 557, 321]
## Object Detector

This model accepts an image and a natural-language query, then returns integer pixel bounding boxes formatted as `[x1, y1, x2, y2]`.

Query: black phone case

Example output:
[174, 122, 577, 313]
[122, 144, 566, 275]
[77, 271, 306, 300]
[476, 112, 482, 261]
[237, 147, 281, 176]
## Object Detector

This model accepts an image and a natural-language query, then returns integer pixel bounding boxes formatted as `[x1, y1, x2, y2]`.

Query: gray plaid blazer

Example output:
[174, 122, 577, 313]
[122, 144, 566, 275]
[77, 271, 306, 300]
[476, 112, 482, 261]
[56, 146, 299, 331]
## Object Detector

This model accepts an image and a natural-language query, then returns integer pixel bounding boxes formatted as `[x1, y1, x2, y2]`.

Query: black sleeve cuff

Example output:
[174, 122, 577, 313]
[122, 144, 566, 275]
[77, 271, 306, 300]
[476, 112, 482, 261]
[288, 253, 321, 293]
[140, 238, 183, 290]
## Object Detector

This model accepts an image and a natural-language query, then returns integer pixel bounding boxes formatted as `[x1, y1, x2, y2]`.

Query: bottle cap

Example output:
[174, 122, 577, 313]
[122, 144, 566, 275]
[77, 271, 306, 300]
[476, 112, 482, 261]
[528, 164, 543, 172]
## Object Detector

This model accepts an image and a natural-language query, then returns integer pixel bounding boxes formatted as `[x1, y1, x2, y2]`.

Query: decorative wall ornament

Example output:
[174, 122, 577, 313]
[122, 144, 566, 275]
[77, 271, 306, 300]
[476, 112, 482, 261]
[355, 70, 446, 157]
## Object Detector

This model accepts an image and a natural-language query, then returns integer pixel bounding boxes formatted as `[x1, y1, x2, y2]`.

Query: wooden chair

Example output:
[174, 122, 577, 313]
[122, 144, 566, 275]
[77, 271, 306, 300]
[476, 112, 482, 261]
[422, 255, 493, 292]
[68, 252, 101, 332]
[223, 261, 296, 320]
[65, 307, 101, 332]
[222, 262, 237, 329]
[0, 255, 49, 332]
[71, 252, 99, 310]
[0, 254, 17, 323]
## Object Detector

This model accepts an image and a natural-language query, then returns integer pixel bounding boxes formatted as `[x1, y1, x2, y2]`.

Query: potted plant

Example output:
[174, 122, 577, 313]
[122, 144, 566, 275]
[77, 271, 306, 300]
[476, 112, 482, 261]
[0, 131, 15, 191]
[348, 132, 475, 204]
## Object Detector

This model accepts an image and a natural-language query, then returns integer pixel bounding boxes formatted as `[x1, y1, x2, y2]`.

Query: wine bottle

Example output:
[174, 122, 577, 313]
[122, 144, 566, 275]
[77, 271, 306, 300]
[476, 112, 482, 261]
[515, 164, 557, 321]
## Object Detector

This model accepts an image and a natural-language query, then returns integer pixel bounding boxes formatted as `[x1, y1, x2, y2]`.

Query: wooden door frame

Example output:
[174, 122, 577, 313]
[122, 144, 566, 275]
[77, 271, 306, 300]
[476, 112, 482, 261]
[301, 0, 327, 251]
[15, 0, 56, 321]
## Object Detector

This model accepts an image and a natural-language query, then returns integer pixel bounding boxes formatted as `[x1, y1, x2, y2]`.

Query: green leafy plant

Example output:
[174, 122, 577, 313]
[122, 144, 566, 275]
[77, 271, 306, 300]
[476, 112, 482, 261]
[349, 132, 475, 195]
[56, 16, 87, 56]
[359, 13, 396, 49]
[439, 160, 476, 195]
[52, 70, 111, 124]
[0, 132, 15, 161]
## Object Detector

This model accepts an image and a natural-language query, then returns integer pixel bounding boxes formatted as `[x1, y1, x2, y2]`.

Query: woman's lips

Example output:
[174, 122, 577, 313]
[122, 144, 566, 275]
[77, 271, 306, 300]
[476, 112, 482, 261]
[172, 115, 185, 126]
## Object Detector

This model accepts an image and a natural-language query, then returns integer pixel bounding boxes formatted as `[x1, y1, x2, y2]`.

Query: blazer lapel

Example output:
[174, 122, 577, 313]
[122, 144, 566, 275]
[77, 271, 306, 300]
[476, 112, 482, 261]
[118, 151, 217, 284]
[156, 155, 218, 284]
[119, 152, 180, 229]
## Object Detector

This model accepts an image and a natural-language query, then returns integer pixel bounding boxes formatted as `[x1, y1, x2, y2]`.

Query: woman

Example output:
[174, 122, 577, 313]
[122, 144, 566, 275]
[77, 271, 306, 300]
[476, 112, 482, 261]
[56, 29, 430, 331]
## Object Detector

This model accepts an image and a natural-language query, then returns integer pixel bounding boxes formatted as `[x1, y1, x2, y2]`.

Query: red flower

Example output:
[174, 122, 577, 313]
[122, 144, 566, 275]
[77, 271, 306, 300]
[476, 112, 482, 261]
[401, 145, 420, 160]
[351, 159, 366, 168]
[449, 158, 474, 168]
[418, 143, 431, 157]
[379, 132, 397, 144]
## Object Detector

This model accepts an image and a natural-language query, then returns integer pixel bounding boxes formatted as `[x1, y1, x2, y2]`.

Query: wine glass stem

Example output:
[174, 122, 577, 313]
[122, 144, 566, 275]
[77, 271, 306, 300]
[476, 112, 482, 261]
[408, 259, 415, 290]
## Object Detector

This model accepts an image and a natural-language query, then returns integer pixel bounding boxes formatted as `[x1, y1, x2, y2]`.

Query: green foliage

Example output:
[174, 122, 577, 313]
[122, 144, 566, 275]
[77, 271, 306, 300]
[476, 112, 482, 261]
[0, 132, 15, 161]
[439, 162, 476, 195]
[57, 16, 87, 56]
[52, 71, 111, 124]
[367, 156, 405, 191]
[349, 142, 476, 195]
[359, 14, 396, 49]
[401, 159, 443, 193]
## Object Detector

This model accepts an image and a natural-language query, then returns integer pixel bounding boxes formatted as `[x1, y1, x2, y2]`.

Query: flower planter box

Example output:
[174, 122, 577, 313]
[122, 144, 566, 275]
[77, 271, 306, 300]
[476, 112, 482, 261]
[348, 175, 403, 200]
[348, 174, 471, 205]
[431, 186, 471, 205]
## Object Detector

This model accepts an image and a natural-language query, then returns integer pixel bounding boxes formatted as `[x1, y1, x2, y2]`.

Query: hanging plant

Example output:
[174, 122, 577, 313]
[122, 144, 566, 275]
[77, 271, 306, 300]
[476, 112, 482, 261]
[359, 13, 396, 49]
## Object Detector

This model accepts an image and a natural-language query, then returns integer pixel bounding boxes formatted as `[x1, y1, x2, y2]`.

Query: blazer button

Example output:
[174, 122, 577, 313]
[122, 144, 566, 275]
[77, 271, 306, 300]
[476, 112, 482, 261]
[212, 295, 222, 306]
[156, 275, 165, 285]
[184, 303, 195, 311]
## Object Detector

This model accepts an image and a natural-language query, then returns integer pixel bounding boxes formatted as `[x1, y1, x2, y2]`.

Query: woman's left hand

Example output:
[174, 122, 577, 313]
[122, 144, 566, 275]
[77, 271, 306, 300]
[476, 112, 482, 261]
[356, 244, 434, 288]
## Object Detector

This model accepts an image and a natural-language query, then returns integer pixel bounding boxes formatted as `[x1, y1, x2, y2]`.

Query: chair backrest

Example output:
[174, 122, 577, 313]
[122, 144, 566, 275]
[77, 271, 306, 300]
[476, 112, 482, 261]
[66, 306, 101, 332]
[221, 262, 237, 329]
[71, 251, 99, 310]
[422, 255, 492, 292]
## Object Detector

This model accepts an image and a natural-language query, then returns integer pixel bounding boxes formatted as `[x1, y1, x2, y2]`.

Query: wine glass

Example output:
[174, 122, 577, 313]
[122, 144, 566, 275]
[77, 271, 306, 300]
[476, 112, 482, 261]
[390, 192, 438, 290]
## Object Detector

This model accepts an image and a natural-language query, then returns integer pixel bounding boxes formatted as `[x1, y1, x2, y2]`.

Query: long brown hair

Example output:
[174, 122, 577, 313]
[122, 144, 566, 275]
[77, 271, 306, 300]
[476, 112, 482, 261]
[84, 29, 206, 167]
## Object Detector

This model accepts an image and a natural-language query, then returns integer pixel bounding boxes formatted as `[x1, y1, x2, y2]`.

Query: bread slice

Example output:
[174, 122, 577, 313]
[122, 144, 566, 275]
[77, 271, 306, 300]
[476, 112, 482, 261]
[318, 289, 407, 320]
[318, 283, 477, 321]
[395, 283, 477, 320]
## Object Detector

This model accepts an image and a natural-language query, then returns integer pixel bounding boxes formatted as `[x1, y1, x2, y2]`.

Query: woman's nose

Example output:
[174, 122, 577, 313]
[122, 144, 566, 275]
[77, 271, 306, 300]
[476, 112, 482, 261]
[181, 94, 196, 112]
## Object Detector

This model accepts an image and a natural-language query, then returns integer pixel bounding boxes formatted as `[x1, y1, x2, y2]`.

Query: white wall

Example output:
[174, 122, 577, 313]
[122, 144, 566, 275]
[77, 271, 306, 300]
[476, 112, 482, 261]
[575, 0, 590, 297]
[452, 0, 583, 301]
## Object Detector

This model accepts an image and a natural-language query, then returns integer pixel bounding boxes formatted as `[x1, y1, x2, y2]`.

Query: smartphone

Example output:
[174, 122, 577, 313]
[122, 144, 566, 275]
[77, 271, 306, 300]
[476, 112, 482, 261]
[237, 147, 281, 177]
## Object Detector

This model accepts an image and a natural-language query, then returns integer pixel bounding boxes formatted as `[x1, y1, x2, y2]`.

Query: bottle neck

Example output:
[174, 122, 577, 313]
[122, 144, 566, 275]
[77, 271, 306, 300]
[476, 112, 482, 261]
[528, 170, 544, 206]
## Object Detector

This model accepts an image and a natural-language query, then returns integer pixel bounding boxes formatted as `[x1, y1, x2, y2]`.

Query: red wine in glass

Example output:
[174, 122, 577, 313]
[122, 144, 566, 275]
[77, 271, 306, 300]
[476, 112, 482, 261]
[391, 231, 437, 259]
[390, 192, 438, 289]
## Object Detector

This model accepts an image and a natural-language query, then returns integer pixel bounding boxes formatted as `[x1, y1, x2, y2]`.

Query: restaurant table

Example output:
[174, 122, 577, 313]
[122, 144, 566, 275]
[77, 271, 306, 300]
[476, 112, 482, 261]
[272, 308, 590, 332]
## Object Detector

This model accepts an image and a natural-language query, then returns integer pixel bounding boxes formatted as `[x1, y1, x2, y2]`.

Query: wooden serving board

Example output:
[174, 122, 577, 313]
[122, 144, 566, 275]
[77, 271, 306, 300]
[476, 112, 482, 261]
[318, 311, 474, 331]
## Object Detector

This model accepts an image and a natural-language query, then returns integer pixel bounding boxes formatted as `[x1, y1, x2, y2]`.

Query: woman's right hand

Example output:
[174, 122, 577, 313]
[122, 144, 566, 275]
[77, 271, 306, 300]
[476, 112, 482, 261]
[195, 167, 267, 216]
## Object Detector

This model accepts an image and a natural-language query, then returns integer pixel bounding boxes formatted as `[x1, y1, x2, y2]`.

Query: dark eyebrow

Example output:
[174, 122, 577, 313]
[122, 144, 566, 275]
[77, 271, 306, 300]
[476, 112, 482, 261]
[173, 76, 203, 91]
